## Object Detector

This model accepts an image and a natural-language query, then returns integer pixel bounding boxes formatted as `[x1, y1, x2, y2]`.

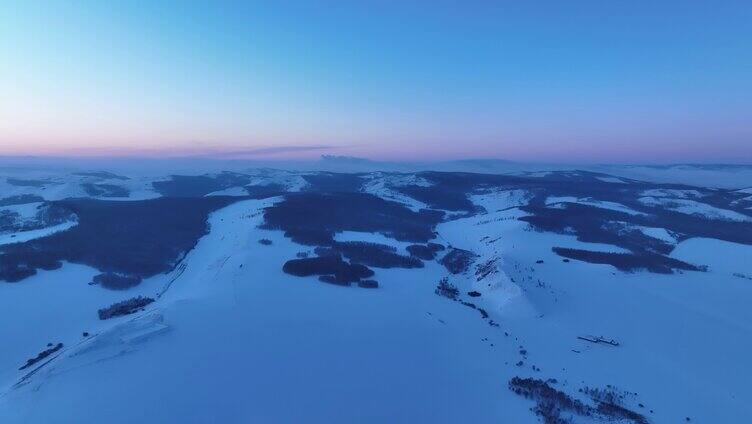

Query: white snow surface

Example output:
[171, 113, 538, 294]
[333, 230, 415, 253]
[671, 238, 752, 275]
[641, 188, 705, 199]
[0, 202, 78, 245]
[360, 174, 431, 212]
[246, 169, 309, 192]
[595, 176, 627, 184]
[470, 189, 530, 213]
[594, 165, 752, 189]
[546, 196, 646, 216]
[639, 196, 752, 222]
[545, 196, 579, 205]
[0, 221, 78, 246]
[205, 186, 249, 197]
[633, 225, 678, 244]
[0, 176, 751, 423]
[0, 173, 159, 201]
[1, 198, 523, 423]
[0, 203, 43, 221]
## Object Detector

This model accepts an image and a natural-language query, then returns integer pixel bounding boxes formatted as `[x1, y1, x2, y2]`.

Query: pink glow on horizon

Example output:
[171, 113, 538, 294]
[2, 136, 750, 164]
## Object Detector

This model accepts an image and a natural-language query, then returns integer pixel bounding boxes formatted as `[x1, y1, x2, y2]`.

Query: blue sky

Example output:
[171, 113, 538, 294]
[1, 1, 750, 162]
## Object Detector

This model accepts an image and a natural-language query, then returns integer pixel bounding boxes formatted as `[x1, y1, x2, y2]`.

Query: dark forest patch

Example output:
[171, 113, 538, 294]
[435, 277, 459, 300]
[330, 241, 423, 268]
[0, 197, 237, 284]
[265, 192, 443, 288]
[283, 254, 374, 285]
[302, 172, 365, 192]
[397, 185, 477, 213]
[0, 210, 20, 233]
[520, 202, 752, 254]
[318, 275, 351, 286]
[74, 171, 129, 180]
[357, 279, 379, 288]
[152, 172, 252, 197]
[245, 183, 286, 198]
[283, 229, 335, 246]
[6, 178, 52, 187]
[406, 243, 444, 260]
[92, 272, 142, 290]
[0, 195, 44, 206]
[262, 192, 443, 244]
[0, 265, 41, 282]
[509, 377, 648, 424]
[0, 203, 75, 235]
[82, 183, 129, 198]
[19, 343, 64, 370]
[440, 248, 478, 274]
[428, 242, 445, 251]
[98, 296, 155, 320]
[552, 247, 703, 274]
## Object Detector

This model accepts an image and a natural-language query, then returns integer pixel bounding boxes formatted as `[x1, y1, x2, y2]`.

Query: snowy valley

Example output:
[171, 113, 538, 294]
[0, 165, 751, 423]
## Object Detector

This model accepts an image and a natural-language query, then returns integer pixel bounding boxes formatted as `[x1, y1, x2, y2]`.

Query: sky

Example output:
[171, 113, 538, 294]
[0, 1, 750, 163]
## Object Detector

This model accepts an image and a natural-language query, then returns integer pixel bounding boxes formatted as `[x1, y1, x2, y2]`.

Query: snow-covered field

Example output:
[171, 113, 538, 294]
[0, 221, 78, 247]
[438, 192, 752, 422]
[0, 174, 160, 201]
[0, 165, 751, 423]
[546, 196, 646, 216]
[639, 196, 752, 222]
[1, 199, 520, 422]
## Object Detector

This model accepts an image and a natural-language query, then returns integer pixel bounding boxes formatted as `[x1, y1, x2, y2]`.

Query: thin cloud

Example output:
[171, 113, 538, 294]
[53, 144, 347, 158]
[213, 145, 341, 156]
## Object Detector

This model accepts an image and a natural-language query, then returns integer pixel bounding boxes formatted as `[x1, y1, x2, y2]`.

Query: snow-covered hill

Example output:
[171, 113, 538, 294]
[0, 166, 751, 423]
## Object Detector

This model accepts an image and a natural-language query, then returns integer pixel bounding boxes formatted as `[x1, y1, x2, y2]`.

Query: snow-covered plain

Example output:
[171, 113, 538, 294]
[639, 196, 752, 222]
[1, 174, 160, 201]
[0, 202, 79, 246]
[0, 221, 78, 247]
[360, 172, 432, 211]
[632, 225, 678, 244]
[1, 199, 522, 422]
[546, 196, 646, 216]
[0, 166, 751, 423]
